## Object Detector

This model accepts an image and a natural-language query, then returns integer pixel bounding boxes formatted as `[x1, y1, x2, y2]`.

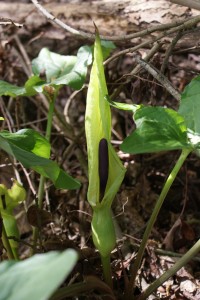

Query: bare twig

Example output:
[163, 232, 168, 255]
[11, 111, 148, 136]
[105, 16, 200, 65]
[160, 31, 183, 74]
[135, 57, 181, 101]
[31, 0, 200, 42]
[0, 17, 23, 28]
[31, 0, 93, 40]
[110, 41, 162, 100]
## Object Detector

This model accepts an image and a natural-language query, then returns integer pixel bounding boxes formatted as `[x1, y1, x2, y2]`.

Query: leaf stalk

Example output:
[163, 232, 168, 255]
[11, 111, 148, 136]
[125, 148, 192, 299]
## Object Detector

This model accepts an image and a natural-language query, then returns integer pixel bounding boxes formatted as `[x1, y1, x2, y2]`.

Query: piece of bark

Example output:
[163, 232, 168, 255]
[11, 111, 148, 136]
[1, 0, 200, 53]
[171, 0, 200, 11]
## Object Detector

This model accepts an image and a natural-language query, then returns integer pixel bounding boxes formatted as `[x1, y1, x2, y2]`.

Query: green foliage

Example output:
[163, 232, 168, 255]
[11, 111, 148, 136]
[100, 40, 116, 60]
[0, 249, 78, 300]
[0, 129, 80, 190]
[32, 46, 92, 90]
[178, 75, 200, 134]
[120, 75, 200, 156]
[0, 45, 92, 189]
[178, 75, 200, 151]
[121, 106, 191, 154]
[1, 27, 200, 299]
[0, 46, 92, 96]
[0, 181, 26, 258]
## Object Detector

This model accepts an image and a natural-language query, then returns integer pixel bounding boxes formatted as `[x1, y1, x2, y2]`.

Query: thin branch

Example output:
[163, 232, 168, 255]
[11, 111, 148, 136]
[160, 30, 183, 74]
[31, 0, 93, 40]
[0, 17, 23, 28]
[105, 16, 200, 65]
[135, 57, 181, 101]
[31, 0, 200, 41]
[170, 0, 200, 10]
[110, 41, 162, 100]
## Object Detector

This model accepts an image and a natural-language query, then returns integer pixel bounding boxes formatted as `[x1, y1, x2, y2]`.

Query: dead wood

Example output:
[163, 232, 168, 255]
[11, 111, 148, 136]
[1, 0, 200, 52]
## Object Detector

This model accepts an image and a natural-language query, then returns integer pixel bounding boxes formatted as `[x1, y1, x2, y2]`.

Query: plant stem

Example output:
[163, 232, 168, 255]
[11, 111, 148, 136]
[101, 254, 113, 288]
[2, 222, 16, 260]
[125, 148, 191, 299]
[138, 238, 200, 300]
[31, 90, 57, 254]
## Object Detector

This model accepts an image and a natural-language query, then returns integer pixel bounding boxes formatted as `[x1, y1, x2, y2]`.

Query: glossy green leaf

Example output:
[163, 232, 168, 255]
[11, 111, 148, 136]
[121, 106, 190, 154]
[0, 117, 4, 120]
[100, 40, 116, 60]
[52, 46, 92, 89]
[32, 48, 77, 82]
[85, 32, 126, 208]
[0, 46, 91, 99]
[0, 81, 26, 97]
[178, 75, 200, 154]
[0, 249, 78, 300]
[0, 129, 80, 190]
[179, 75, 200, 134]
[32, 46, 92, 90]
[24, 75, 46, 95]
[178, 76, 200, 150]
[0, 129, 50, 158]
[0, 77, 45, 98]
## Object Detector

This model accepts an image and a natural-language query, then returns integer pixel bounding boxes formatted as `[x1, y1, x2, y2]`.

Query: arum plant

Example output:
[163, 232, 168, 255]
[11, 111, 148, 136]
[105, 75, 200, 298]
[85, 30, 126, 287]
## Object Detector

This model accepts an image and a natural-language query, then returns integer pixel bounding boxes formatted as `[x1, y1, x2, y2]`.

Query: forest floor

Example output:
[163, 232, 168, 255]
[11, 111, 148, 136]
[1, 1, 200, 299]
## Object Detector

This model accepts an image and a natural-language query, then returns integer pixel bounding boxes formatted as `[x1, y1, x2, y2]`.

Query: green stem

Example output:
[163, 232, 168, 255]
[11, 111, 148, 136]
[101, 254, 113, 288]
[138, 239, 200, 300]
[125, 148, 191, 299]
[31, 90, 57, 254]
[2, 222, 16, 260]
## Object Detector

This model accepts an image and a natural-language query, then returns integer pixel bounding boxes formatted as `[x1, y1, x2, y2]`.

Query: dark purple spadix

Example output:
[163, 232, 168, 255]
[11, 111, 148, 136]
[98, 138, 109, 201]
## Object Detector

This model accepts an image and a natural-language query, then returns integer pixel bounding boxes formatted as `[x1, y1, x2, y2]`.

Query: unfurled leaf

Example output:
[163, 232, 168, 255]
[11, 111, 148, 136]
[0, 249, 78, 300]
[121, 106, 191, 154]
[0, 129, 80, 190]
